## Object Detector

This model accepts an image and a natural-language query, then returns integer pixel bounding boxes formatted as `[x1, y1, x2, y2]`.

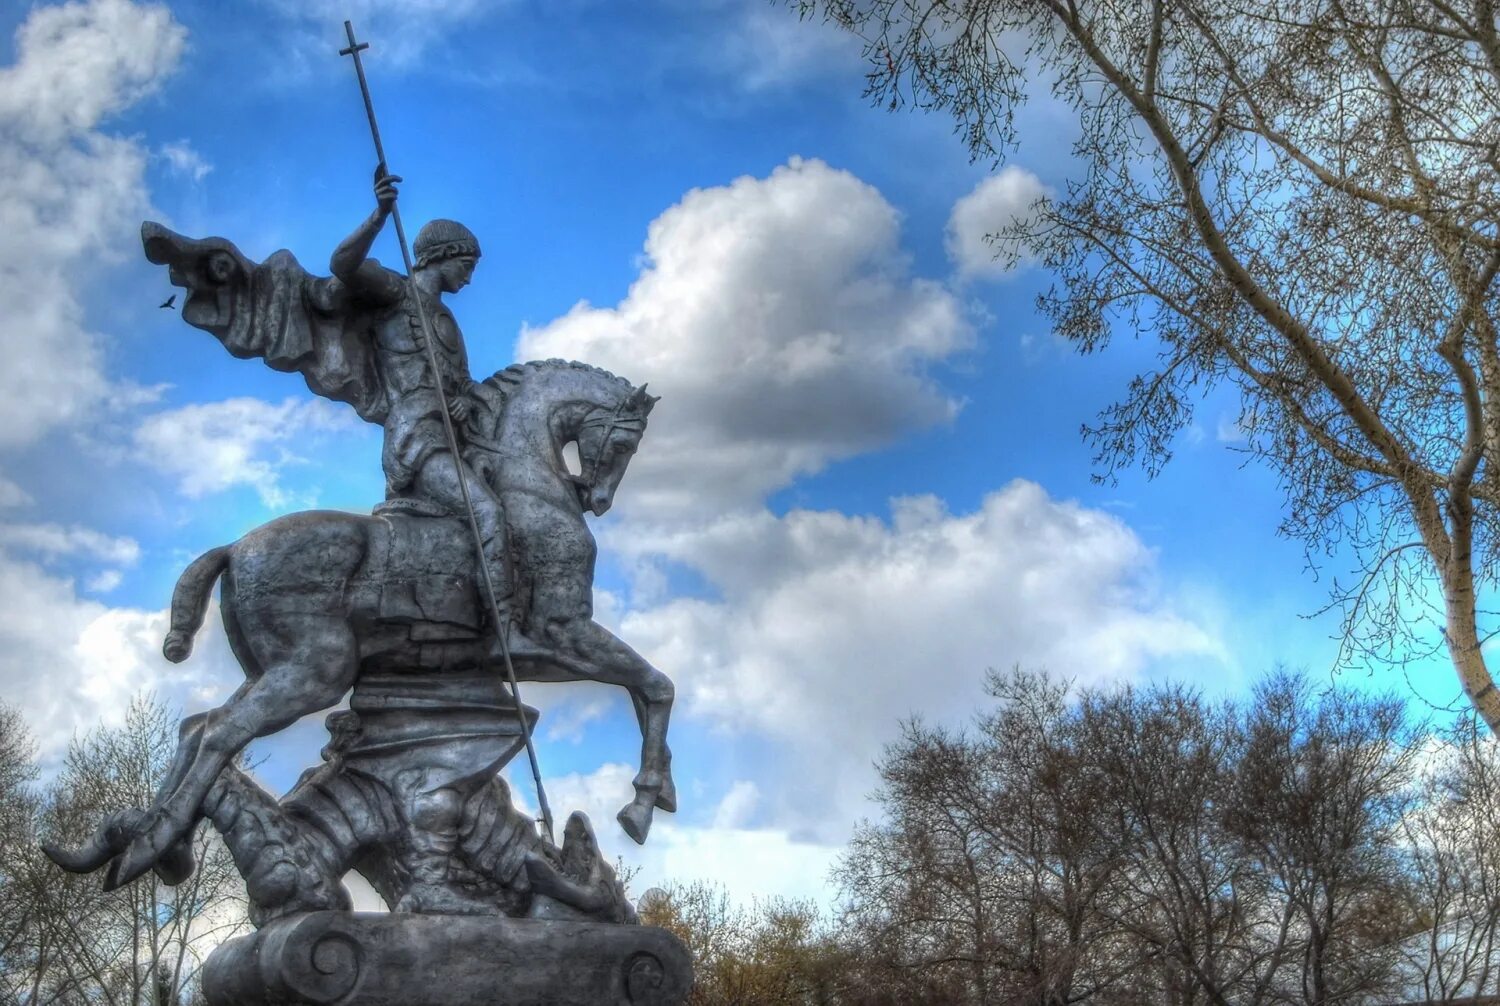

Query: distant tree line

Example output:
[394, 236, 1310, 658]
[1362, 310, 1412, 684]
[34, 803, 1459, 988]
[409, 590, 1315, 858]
[0, 698, 246, 1006]
[5, 673, 1499, 1005]
[643, 670, 1500, 1006]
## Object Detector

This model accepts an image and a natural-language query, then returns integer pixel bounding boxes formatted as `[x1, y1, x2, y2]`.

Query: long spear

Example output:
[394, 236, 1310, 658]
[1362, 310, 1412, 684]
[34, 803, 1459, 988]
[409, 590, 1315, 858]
[338, 20, 555, 844]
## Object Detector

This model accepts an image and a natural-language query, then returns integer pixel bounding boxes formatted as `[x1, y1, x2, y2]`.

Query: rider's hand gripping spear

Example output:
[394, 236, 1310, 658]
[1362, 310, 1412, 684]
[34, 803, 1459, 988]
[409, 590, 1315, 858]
[338, 20, 555, 844]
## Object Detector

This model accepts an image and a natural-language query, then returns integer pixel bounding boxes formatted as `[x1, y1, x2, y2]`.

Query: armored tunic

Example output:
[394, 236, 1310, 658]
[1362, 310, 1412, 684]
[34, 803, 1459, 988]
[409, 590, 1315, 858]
[371, 286, 472, 492]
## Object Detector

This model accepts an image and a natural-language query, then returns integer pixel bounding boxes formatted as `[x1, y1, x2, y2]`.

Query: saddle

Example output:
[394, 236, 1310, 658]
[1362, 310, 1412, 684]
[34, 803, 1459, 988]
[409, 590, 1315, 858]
[363, 507, 483, 637]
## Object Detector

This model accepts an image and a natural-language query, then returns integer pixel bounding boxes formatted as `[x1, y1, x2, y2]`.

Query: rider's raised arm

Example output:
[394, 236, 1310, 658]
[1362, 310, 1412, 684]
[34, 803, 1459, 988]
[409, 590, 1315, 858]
[330, 167, 405, 304]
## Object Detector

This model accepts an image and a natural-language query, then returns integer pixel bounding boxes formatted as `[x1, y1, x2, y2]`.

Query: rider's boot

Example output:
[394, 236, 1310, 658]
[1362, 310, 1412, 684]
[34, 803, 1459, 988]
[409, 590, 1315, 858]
[479, 535, 548, 659]
[478, 535, 515, 630]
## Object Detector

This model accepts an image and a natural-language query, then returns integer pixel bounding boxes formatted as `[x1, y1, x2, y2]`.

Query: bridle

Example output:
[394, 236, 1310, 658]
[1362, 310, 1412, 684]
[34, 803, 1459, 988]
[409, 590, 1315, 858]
[576, 400, 647, 492]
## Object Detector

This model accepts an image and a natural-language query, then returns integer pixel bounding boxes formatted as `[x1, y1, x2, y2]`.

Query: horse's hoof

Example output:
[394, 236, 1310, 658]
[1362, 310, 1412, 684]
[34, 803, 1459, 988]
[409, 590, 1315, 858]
[617, 802, 653, 845]
[655, 778, 677, 814]
[631, 772, 676, 814]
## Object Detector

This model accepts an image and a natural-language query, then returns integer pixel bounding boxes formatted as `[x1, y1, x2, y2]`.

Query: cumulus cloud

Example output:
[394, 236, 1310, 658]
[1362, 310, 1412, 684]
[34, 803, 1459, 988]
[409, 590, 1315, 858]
[86, 568, 125, 593]
[132, 397, 362, 507]
[0, 0, 183, 143]
[636, 822, 841, 907]
[541, 688, 612, 744]
[946, 165, 1049, 279]
[612, 481, 1223, 835]
[0, 0, 185, 450]
[517, 157, 1219, 852]
[0, 550, 238, 756]
[519, 157, 973, 520]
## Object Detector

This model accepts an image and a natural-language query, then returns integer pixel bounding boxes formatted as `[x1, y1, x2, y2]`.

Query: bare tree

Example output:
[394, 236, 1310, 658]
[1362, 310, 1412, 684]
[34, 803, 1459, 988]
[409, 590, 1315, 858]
[789, 0, 1500, 728]
[16, 696, 249, 1005]
[835, 669, 1425, 1005]
[837, 671, 1158, 1005]
[0, 703, 42, 1004]
[639, 880, 855, 1005]
[1074, 682, 1265, 1006]
[1400, 714, 1500, 1000]
[1220, 673, 1421, 1005]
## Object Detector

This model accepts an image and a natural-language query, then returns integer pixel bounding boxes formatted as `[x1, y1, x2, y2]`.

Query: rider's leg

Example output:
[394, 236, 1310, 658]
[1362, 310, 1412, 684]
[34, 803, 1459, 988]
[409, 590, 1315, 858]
[411, 451, 512, 609]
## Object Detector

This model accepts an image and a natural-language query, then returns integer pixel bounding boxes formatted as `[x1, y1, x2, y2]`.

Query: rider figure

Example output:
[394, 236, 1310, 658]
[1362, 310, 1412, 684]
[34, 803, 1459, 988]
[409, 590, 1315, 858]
[329, 168, 512, 615]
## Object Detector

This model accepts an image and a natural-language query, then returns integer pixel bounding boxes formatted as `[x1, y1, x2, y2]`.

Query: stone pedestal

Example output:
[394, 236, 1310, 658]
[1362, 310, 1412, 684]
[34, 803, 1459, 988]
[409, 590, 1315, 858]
[202, 911, 691, 1006]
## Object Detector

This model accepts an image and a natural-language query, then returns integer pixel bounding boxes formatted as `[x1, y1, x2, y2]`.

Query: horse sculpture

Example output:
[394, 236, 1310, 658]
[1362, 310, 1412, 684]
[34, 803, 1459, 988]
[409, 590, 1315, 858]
[77, 359, 674, 891]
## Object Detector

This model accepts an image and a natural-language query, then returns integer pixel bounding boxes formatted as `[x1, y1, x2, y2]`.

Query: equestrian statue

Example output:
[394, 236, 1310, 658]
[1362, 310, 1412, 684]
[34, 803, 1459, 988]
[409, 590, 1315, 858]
[42, 23, 694, 1005]
[50, 166, 677, 872]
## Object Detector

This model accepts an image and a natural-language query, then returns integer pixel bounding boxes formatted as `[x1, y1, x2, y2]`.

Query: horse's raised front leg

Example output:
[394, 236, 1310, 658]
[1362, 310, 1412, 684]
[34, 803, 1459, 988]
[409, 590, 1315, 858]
[533, 617, 676, 845]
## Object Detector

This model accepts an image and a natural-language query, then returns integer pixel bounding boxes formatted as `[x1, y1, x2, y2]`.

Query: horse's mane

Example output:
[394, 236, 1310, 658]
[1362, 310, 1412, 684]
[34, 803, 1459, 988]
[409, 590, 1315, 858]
[481, 358, 635, 406]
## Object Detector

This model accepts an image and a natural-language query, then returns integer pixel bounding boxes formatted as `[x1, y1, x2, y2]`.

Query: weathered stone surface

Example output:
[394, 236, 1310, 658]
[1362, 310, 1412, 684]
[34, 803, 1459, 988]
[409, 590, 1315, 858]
[201, 912, 691, 1006]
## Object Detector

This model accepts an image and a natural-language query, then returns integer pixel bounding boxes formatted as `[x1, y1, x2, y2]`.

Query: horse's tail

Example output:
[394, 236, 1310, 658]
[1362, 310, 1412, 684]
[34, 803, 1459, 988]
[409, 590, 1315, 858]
[163, 544, 231, 663]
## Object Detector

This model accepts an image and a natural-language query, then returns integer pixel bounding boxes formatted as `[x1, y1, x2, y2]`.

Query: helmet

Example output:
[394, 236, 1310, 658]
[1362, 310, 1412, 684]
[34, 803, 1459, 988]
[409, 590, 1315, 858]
[414, 219, 481, 269]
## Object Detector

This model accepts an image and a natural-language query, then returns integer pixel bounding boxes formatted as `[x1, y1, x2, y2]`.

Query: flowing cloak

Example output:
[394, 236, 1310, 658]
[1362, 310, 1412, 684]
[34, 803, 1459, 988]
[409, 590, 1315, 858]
[142, 221, 389, 425]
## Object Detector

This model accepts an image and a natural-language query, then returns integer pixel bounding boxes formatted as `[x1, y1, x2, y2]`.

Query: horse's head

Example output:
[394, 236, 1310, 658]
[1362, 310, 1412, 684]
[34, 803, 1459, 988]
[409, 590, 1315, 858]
[479, 361, 660, 516]
[573, 382, 657, 516]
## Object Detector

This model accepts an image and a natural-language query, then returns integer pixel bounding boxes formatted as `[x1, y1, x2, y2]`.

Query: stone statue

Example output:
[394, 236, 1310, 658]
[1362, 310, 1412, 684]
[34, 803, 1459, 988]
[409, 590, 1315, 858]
[44, 23, 694, 1000]
[44, 174, 688, 1006]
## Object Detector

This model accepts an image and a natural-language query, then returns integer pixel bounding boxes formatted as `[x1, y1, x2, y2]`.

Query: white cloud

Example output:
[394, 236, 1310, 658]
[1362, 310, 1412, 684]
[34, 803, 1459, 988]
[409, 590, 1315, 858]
[86, 568, 124, 593]
[531, 764, 841, 909]
[542, 689, 612, 744]
[132, 397, 362, 508]
[157, 139, 211, 182]
[0, 0, 183, 144]
[0, 0, 185, 450]
[721, 3, 864, 92]
[612, 481, 1223, 837]
[637, 823, 842, 908]
[518, 156, 1218, 856]
[520, 157, 973, 519]
[946, 165, 1049, 279]
[0, 551, 238, 756]
[256, 0, 490, 68]
[0, 522, 140, 565]
[710, 780, 760, 830]
[1216, 409, 1250, 443]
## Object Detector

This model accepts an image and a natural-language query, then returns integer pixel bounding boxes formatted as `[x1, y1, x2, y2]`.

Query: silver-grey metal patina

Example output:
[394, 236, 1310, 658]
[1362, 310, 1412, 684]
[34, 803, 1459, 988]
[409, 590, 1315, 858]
[44, 27, 690, 1001]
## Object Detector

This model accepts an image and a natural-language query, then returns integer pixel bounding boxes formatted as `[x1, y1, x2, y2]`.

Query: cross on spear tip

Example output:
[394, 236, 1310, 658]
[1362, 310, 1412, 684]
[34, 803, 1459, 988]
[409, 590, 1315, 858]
[336, 20, 556, 845]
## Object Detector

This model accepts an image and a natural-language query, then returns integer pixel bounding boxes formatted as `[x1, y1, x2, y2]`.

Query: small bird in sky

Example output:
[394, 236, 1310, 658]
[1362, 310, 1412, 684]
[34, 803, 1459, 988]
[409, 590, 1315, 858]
[159, 294, 176, 310]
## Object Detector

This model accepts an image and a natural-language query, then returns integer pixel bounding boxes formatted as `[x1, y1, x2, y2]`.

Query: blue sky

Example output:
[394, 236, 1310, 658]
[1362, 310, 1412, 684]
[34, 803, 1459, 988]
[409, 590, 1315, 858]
[0, 0, 1467, 909]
